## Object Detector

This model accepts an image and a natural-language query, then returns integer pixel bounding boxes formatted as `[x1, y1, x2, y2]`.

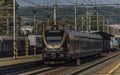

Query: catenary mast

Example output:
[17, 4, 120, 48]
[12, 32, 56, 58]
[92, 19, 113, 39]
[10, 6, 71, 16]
[53, 0, 57, 25]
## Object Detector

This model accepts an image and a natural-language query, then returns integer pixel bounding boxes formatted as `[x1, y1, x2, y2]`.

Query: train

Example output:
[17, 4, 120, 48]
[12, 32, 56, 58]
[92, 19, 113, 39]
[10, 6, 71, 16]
[42, 25, 119, 65]
[0, 36, 25, 57]
[42, 25, 106, 64]
[0, 35, 42, 57]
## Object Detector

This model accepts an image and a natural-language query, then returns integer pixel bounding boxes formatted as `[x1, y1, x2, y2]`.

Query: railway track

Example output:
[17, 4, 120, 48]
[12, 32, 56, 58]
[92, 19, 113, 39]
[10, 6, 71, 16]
[20, 66, 62, 75]
[0, 60, 42, 75]
[8, 65, 46, 75]
[11, 51, 120, 75]
[71, 53, 120, 75]
[12, 61, 75, 75]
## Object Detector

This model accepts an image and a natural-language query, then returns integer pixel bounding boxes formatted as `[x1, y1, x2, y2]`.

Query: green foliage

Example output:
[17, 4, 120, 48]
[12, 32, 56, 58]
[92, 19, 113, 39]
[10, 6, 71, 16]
[0, 0, 13, 35]
[0, 0, 20, 35]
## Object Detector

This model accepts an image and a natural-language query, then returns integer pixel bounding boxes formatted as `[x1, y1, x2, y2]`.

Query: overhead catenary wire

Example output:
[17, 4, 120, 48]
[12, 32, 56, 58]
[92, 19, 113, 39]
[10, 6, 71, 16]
[16, 0, 120, 25]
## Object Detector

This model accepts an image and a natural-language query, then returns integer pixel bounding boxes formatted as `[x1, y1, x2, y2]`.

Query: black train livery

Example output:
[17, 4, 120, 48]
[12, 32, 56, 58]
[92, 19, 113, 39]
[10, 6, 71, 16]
[42, 25, 104, 64]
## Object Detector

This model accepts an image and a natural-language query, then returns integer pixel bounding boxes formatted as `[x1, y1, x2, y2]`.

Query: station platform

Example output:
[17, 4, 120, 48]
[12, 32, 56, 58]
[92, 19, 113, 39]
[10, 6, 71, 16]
[0, 54, 42, 67]
[112, 64, 120, 75]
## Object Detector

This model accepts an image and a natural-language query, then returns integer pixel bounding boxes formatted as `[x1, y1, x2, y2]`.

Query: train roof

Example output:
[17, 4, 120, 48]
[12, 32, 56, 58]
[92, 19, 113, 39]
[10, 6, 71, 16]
[65, 28, 102, 39]
[92, 32, 114, 40]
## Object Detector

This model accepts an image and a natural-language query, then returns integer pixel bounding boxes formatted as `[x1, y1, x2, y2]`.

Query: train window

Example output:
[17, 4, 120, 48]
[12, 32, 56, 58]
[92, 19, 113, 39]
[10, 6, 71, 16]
[77, 40, 79, 49]
[84, 41, 86, 49]
[47, 36, 62, 40]
[81, 40, 83, 49]
[67, 39, 70, 43]
[78, 40, 80, 48]
[0, 42, 2, 51]
[46, 36, 62, 45]
[74, 40, 76, 49]
[71, 40, 73, 49]
[73, 40, 76, 49]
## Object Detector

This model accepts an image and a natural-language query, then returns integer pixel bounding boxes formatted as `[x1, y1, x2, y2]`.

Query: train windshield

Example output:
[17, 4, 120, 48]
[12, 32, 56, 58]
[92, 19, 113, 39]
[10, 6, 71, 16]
[46, 36, 62, 45]
[45, 30, 64, 46]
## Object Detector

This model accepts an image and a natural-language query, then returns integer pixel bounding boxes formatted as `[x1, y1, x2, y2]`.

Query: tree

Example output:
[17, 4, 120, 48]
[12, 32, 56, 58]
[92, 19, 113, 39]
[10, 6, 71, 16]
[0, 0, 20, 35]
[0, 0, 13, 35]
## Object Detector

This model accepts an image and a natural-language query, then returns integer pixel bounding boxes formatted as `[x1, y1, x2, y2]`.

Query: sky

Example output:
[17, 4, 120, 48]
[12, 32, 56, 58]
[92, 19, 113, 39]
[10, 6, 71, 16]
[16, 0, 120, 6]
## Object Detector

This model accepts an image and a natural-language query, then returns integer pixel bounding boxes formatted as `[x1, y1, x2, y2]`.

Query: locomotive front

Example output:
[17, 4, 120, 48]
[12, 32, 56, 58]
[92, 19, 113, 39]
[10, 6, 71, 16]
[42, 26, 67, 64]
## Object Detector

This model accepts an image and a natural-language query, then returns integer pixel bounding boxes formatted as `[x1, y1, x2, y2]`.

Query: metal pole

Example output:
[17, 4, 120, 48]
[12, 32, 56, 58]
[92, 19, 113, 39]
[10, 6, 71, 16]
[54, 0, 57, 25]
[114, 25, 116, 35]
[86, 11, 89, 32]
[13, 0, 17, 58]
[43, 23, 45, 30]
[34, 14, 35, 34]
[25, 36, 29, 56]
[81, 17, 84, 32]
[47, 15, 50, 27]
[103, 16, 105, 32]
[89, 15, 91, 33]
[34, 14, 36, 55]
[107, 20, 109, 33]
[97, 12, 99, 31]
[32, 10, 37, 55]
[74, 0, 77, 30]
[6, 18, 9, 35]
[115, 25, 118, 35]
[32, 10, 37, 35]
